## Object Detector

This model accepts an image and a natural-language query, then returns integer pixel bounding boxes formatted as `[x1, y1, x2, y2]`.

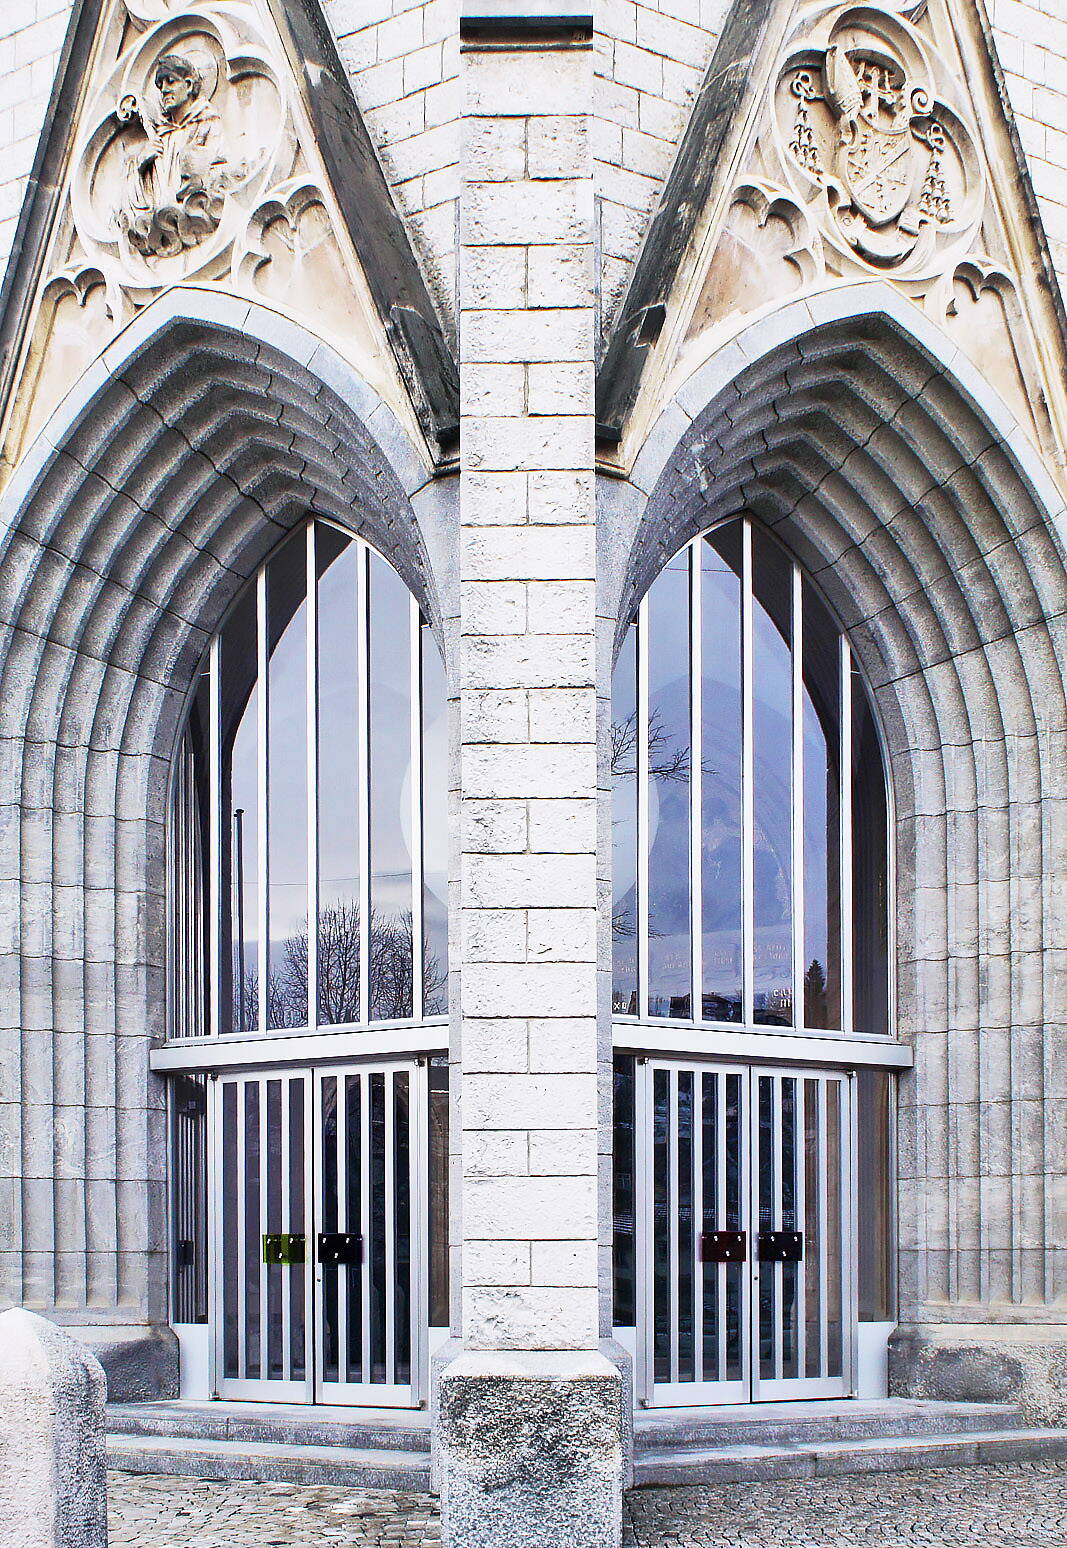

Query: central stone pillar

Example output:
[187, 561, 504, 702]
[438, 7, 624, 1544]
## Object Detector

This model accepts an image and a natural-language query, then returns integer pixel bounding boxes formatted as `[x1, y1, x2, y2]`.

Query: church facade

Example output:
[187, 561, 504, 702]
[0, 0, 1066, 1541]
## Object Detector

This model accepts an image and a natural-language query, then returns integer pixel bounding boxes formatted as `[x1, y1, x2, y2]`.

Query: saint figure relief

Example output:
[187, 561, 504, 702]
[116, 53, 235, 259]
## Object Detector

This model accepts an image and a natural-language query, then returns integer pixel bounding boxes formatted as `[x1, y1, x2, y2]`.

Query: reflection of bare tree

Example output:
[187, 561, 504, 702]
[610, 709, 691, 783]
[235, 902, 447, 1028]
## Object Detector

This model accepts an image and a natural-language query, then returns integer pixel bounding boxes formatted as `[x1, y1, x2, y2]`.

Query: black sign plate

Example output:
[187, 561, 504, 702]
[318, 1232, 363, 1266]
[699, 1230, 747, 1263]
[757, 1231, 803, 1262]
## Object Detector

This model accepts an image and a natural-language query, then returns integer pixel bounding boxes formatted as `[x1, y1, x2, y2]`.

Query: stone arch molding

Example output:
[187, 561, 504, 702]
[598, 0, 1067, 482]
[0, 294, 454, 1322]
[0, 0, 452, 480]
[609, 285, 1067, 1321]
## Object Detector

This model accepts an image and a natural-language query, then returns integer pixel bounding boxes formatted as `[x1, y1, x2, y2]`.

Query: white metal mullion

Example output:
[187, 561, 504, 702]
[357, 550, 371, 1028]
[840, 644, 854, 1036]
[717, 1073, 727, 1384]
[337, 1075, 350, 1383]
[385, 1072, 397, 1383]
[360, 1072, 372, 1381]
[257, 570, 269, 1032]
[690, 546, 702, 1023]
[691, 1070, 701, 1386]
[773, 1075, 784, 1383]
[209, 638, 221, 1040]
[259, 1080, 269, 1380]
[235, 1081, 247, 1380]
[794, 1079, 806, 1382]
[668, 1067, 679, 1385]
[412, 1062, 429, 1401]
[792, 568, 805, 1028]
[634, 1060, 651, 1403]
[748, 1072, 761, 1398]
[741, 521, 755, 1026]
[281, 1078, 292, 1383]
[637, 598, 650, 1019]
[303, 1075, 314, 1402]
[306, 524, 319, 1030]
[818, 1078, 829, 1378]
[207, 1076, 221, 1396]
[846, 1074, 858, 1393]
[411, 605, 424, 1023]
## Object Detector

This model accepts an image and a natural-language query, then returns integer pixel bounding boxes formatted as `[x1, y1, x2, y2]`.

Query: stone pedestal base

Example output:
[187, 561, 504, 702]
[437, 1351, 625, 1548]
[889, 1322, 1067, 1424]
[61, 1322, 179, 1402]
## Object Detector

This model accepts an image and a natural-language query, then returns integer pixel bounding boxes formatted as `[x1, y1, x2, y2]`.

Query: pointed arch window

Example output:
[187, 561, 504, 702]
[612, 517, 889, 1037]
[169, 520, 448, 1040]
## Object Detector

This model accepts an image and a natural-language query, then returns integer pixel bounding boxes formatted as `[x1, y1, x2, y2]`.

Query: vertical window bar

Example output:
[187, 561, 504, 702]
[634, 1059, 650, 1402]
[235, 1080, 247, 1379]
[356, 548, 371, 1028]
[773, 1074, 784, 1382]
[840, 645, 854, 1037]
[690, 1072, 700, 1381]
[668, 1066, 680, 1385]
[689, 544, 702, 1024]
[360, 1070, 372, 1381]
[410, 605, 425, 1024]
[818, 1077, 829, 1376]
[258, 1079, 269, 1379]
[716, 1073, 727, 1383]
[741, 520, 755, 1026]
[795, 1077, 807, 1381]
[792, 565, 805, 1028]
[209, 638, 221, 1040]
[280, 1075, 292, 1382]
[637, 595, 651, 1021]
[306, 524, 319, 1031]
[385, 1069, 397, 1383]
[337, 1074, 349, 1381]
[257, 569, 269, 1034]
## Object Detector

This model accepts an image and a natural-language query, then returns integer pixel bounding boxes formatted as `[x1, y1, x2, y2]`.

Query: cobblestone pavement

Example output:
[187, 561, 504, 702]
[108, 1460, 1067, 1547]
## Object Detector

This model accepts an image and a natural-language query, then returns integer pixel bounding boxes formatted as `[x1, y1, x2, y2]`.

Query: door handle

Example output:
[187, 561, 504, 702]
[699, 1230, 747, 1262]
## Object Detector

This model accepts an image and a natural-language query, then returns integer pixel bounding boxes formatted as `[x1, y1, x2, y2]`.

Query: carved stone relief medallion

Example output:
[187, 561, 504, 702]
[69, 5, 292, 298]
[772, 6, 983, 281]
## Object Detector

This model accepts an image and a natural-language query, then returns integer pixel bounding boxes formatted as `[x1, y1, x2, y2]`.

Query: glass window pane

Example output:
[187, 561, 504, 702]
[647, 549, 692, 1018]
[369, 553, 414, 1020]
[701, 523, 743, 1023]
[857, 1069, 894, 1320]
[751, 530, 794, 1026]
[221, 587, 259, 1034]
[421, 623, 448, 1016]
[611, 625, 639, 1015]
[852, 666, 889, 1036]
[266, 531, 309, 1029]
[802, 581, 842, 1029]
[317, 528, 362, 1026]
[612, 1055, 637, 1328]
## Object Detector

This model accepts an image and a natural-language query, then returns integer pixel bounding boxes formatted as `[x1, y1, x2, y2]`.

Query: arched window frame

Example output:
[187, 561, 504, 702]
[611, 515, 895, 1046]
[165, 518, 449, 1048]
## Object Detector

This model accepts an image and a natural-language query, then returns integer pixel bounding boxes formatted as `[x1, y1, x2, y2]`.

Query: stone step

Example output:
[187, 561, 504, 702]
[106, 1431, 432, 1490]
[107, 1400, 430, 1454]
[633, 1425, 1067, 1487]
[634, 1397, 1026, 1451]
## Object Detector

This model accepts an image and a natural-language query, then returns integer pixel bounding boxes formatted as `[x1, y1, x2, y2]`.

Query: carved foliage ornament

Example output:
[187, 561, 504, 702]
[772, 6, 983, 280]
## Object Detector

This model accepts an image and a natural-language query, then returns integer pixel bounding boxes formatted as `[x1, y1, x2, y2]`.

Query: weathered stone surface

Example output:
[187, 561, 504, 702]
[437, 1353, 625, 1548]
[889, 1324, 1067, 1425]
[0, 1307, 107, 1548]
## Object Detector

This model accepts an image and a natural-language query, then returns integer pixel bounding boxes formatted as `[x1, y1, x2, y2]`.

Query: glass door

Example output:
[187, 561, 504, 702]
[314, 1062, 425, 1407]
[752, 1067, 851, 1400]
[212, 1060, 426, 1407]
[216, 1069, 313, 1401]
[637, 1060, 853, 1407]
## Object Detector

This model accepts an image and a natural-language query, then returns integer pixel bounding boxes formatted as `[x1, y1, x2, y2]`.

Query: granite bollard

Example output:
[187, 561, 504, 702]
[0, 1308, 108, 1548]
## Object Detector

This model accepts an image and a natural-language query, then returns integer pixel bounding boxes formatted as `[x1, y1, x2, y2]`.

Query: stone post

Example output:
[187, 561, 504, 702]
[437, 5, 625, 1544]
[0, 1308, 108, 1548]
